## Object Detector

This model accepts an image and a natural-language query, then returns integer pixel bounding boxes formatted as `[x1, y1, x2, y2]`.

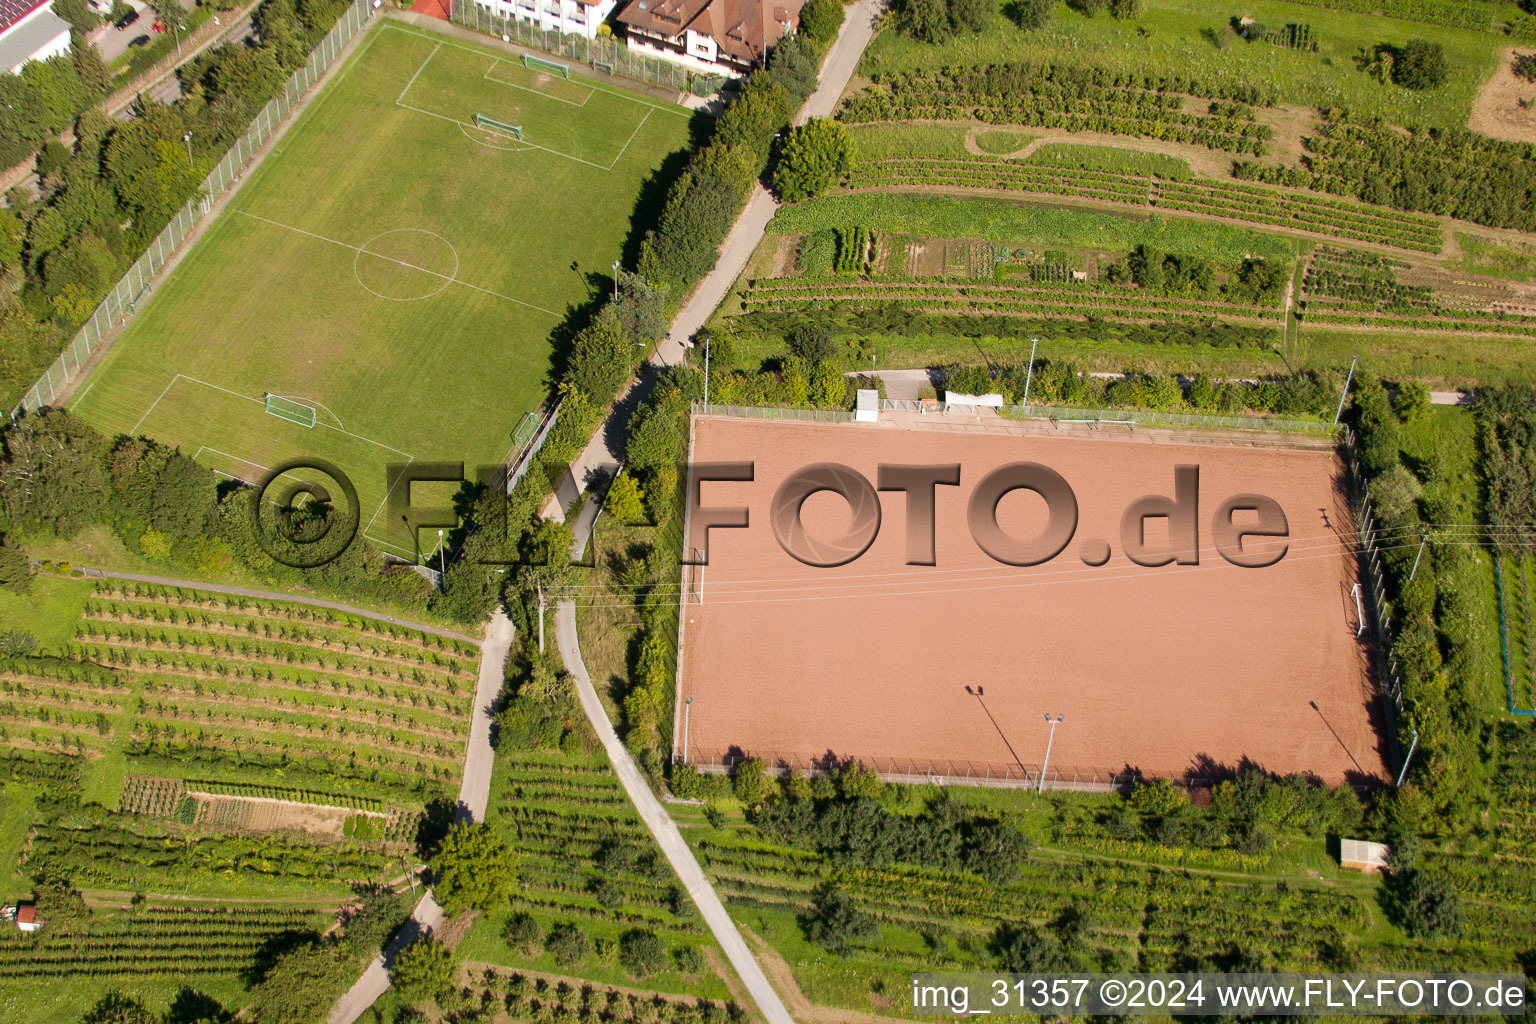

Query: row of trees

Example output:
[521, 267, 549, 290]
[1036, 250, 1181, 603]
[0, 410, 439, 613]
[1235, 111, 1536, 233]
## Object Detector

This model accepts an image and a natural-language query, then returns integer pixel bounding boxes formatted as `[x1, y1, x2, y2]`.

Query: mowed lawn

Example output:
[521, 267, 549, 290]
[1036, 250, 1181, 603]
[858, 0, 1506, 129]
[71, 23, 691, 557]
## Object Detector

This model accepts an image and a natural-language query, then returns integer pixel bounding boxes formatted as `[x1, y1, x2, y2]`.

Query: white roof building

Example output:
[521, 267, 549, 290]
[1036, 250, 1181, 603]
[471, 0, 617, 41]
[0, 0, 71, 75]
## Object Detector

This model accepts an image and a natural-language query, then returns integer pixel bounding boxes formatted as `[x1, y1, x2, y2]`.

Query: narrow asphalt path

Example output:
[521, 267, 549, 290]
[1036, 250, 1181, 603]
[554, 601, 796, 1024]
[544, 0, 884, 523]
[326, 608, 515, 1024]
[67, 566, 477, 643]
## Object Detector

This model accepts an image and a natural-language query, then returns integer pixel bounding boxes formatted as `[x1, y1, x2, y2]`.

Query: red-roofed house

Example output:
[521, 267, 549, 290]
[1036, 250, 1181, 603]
[616, 0, 802, 75]
[0, 0, 71, 74]
[15, 905, 41, 933]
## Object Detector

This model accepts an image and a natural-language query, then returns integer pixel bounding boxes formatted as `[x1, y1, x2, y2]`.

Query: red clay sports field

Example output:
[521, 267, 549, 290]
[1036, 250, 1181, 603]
[673, 412, 1387, 787]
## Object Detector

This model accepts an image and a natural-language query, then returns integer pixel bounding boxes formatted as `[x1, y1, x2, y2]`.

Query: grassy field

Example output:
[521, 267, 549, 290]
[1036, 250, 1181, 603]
[857, 0, 1506, 129]
[770, 194, 1299, 264]
[69, 22, 692, 560]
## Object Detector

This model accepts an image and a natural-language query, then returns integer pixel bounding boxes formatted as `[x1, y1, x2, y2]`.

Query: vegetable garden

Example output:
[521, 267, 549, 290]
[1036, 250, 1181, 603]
[0, 903, 330, 981]
[842, 152, 1444, 252]
[1301, 247, 1536, 339]
[842, 64, 1276, 155]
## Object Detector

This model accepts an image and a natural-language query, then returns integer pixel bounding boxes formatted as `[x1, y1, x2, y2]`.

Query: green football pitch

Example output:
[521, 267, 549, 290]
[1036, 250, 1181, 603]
[69, 22, 691, 559]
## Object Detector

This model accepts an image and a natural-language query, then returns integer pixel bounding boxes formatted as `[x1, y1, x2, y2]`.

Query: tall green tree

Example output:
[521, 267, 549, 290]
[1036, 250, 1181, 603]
[429, 821, 518, 915]
[773, 118, 854, 202]
[388, 935, 456, 1006]
[798, 0, 843, 44]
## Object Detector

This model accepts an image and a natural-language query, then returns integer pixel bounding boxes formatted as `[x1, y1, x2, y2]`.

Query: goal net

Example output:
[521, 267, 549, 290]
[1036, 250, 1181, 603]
[511, 411, 538, 451]
[474, 113, 523, 139]
[266, 394, 317, 428]
[523, 54, 570, 79]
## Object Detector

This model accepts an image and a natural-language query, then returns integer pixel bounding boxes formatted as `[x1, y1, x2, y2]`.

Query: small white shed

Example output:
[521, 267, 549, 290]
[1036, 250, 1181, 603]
[855, 389, 879, 423]
[1339, 838, 1391, 873]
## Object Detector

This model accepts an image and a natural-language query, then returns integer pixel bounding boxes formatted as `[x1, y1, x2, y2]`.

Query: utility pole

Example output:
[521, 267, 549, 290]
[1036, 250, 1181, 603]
[437, 529, 445, 584]
[1409, 529, 1429, 581]
[183, 132, 193, 166]
[1022, 337, 1039, 408]
[702, 333, 711, 412]
[537, 584, 546, 652]
[1396, 728, 1419, 787]
[1334, 355, 1357, 425]
[611, 259, 620, 301]
[1038, 713, 1064, 793]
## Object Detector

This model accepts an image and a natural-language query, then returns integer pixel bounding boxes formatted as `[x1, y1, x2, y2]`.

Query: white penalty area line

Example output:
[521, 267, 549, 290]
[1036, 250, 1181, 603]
[484, 56, 595, 108]
[381, 22, 692, 120]
[133, 373, 420, 552]
[397, 99, 616, 171]
[233, 210, 562, 319]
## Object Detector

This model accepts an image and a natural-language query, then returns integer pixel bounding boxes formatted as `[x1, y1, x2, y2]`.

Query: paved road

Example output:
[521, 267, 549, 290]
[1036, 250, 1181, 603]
[554, 602, 795, 1024]
[458, 608, 515, 823]
[66, 566, 478, 643]
[544, 0, 884, 522]
[326, 607, 514, 1024]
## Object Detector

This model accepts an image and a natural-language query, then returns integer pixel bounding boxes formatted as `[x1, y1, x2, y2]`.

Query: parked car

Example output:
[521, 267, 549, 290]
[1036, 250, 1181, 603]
[127, 32, 150, 47]
[115, 8, 139, 29]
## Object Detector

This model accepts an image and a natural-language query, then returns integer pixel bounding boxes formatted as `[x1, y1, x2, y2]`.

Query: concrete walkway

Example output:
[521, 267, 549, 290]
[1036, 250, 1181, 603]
[68, 565, 477, 643]
[325, 607, 515, 1024]
[544, 0, 884, 523]
[554, 602, 795, 1024]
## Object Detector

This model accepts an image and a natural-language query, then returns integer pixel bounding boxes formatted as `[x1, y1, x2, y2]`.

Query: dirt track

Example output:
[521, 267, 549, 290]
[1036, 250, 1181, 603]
[680, 416, 1387, 786]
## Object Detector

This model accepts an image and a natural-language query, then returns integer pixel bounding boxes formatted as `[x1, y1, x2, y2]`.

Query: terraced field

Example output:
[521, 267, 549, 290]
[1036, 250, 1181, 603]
[843, 152, 1445, 252]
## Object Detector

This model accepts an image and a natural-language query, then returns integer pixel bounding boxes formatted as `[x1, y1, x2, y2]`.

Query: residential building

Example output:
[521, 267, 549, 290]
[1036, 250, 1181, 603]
[616, 0, 803, 76]
[470, 0, 617, 41]
[0, 0, 71, 75]
[16, 905, 41, 932]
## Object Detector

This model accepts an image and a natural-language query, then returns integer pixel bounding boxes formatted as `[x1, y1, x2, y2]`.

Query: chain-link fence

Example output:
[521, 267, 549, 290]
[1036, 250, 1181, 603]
[9, 0, 375, 422]
[693, 402, 856, 423]
[1002, 403, 1337, 435]
[449, 0, 694, 91]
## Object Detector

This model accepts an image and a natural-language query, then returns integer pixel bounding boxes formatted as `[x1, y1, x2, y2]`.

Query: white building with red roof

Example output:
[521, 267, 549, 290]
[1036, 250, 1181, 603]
[0, 0, 71, 74]
[616, 0, 802, 75]
[470, 0, 616, 41]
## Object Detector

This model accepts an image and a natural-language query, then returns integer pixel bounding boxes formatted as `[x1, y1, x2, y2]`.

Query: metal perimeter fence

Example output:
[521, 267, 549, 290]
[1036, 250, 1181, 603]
[1492, 559, 1536, 717]
[683, 748, 1228, 795]
[1000, 403, 1337, 436]
[1340, 426, 1409, 776]
[449, 0, 694, 91]
[9, 0, 374, 422]
[694, 402, 856, 423]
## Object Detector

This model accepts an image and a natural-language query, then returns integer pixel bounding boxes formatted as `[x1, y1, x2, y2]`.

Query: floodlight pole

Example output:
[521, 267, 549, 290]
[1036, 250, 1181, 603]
[183, 132, 192, 166]
[702, 334, 711, 412]
[1038, 713, 1064, 793]
[612, 259, 620, 301]
[1333, 355, 1357, 425]
[1395, 728, 1419, 787]
[682, 696, 694, 764]
[437, 529, 445, 581]
[1022, 337, 1039, 408]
